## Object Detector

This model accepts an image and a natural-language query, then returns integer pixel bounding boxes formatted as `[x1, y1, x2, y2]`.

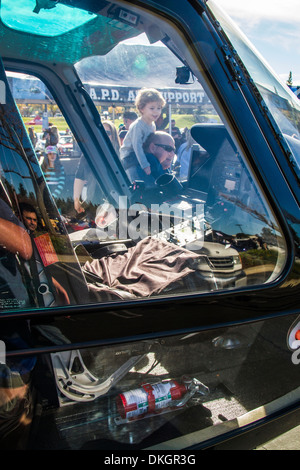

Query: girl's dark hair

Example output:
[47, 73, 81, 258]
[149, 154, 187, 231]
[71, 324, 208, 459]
[41, 153, 62, 174]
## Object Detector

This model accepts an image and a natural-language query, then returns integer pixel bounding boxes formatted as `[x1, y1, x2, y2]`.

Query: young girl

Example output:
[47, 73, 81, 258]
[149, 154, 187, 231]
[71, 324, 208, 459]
[120, 88, 166, 182]
[41, 146, 65, 199]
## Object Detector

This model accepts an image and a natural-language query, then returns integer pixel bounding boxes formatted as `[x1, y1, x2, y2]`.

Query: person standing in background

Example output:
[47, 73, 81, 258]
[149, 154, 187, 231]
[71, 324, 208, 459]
[118, 111, 138, 144]
[40, 145, 65, 199]
[102, 120, 121, 157]
[28, 127, 37, 148]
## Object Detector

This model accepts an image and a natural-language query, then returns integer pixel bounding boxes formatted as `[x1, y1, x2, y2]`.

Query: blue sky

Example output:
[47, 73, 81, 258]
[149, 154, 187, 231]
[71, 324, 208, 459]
[215, 0, 300, 85]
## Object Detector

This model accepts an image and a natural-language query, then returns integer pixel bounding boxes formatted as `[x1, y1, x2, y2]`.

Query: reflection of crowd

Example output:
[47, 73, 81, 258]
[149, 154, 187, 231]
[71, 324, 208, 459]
[0, 199, 32, 309]
[0, 199, 70, 309]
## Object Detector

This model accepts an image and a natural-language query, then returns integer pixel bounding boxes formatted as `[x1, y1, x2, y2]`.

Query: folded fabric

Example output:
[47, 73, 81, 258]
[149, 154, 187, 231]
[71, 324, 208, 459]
[84, 237, 200, 297]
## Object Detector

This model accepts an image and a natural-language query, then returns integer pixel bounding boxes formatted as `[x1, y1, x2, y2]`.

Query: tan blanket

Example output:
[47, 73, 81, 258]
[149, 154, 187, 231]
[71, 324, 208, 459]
[84, 237, 200, 298]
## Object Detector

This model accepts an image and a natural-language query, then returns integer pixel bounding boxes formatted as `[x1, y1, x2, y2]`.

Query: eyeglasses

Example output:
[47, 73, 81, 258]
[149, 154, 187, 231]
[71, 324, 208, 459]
[154, 143, 176, 153]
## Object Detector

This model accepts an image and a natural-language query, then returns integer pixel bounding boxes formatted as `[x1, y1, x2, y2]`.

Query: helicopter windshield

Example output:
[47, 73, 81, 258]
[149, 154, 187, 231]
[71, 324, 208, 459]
[208, 0, 300, 173]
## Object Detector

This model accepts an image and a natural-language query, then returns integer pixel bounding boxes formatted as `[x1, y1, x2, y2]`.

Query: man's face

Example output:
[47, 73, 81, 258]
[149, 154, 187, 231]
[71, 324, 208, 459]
[151, 136, 176, 169]
[22, 210, 37, 233]
[124, 118, 134, 129]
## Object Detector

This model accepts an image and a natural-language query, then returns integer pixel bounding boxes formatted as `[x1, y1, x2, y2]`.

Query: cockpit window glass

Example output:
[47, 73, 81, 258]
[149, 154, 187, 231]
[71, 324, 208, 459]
[207, 0, 300, 175]
[0, 1, 288, 315]
[1, 0, 96, 36]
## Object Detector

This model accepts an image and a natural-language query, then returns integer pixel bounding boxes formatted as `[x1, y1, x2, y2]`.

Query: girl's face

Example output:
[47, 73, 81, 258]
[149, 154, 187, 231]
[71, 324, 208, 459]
[48, 152, 57, 164]
[140, 101, 162, 124]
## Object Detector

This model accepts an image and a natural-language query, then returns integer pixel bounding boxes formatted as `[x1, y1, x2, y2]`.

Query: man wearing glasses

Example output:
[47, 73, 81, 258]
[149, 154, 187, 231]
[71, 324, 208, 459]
[141, 131, 176, 185]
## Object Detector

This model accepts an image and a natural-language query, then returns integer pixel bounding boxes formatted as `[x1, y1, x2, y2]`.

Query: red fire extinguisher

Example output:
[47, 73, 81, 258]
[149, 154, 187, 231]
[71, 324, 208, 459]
[116, 379, 189, 421]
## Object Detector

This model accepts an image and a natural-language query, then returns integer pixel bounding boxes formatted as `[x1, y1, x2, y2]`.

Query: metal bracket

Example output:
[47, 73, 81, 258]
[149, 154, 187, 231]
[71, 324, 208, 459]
[51, 349, 144, 403]
[173, 377, 210, 408]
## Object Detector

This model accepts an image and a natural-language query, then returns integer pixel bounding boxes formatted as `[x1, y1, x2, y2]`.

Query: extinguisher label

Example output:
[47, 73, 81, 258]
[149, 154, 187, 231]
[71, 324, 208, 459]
[123, 388, 148, 419]
[151, 382, 173, 409]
